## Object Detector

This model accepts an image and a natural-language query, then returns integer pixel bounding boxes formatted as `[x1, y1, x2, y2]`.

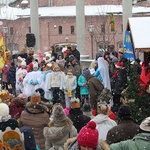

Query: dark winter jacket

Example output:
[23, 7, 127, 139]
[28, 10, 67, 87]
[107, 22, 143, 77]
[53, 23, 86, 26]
[69, 108, 91, 133]
[71, 49, 80, 62]
[110, 133, 150, 150]
[106, 119, 139, 144]
[0, 118, 19, 132]
[7, 67, 16, 85]
[86, 75, 104, 109]
[111, 68, 127, 95]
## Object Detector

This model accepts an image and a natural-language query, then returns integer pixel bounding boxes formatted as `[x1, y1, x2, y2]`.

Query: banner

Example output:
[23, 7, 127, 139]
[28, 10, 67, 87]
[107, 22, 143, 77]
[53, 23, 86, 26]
[123, 30, 135, 61]
[0, 33, 6, 70]
[110, 13, 115, 32]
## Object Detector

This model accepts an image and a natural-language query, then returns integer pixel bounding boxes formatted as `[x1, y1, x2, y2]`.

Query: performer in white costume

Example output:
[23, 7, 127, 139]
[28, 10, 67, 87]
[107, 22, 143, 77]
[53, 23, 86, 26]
[23, 62, 42, 97]
[16, 60, 27, 93]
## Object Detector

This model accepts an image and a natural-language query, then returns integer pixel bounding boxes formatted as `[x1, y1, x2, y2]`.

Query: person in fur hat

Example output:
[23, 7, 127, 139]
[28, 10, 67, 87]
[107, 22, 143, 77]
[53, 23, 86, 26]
[19, 92, 50, 150]
[69, 97, 91, 133]
[43, 104, 77, 150]
[0, 103, 19, 132]
[9, 94, 28, 121]
[64, 121, 110, 150]
[23, 61, 42, 97]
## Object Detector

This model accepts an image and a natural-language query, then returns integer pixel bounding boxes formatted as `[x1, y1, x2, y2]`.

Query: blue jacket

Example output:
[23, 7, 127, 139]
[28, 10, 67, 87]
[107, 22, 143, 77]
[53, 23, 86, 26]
[78, 75, 89, 95]
[7, 67, 16, 85]
[94, 68, 103, 82]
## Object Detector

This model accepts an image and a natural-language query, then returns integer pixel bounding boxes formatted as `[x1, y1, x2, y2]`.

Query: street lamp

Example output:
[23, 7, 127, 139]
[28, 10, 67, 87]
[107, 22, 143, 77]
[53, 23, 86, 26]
[89, 24, 94, 59]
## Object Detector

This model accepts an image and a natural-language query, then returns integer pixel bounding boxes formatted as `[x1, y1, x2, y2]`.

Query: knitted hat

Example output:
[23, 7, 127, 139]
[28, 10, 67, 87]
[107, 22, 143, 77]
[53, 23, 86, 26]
[21, 61, 26, 66]
[115, 62, 124, 68]
[20, 126, 36, 150]
[82, 68, 91, 78]
[0, 103, 11, 122]
[52, 104, 67, 122]
[0, 90, 10, 100]
[17, 93, 28, 101]
[70, 97, 80, 109]
[118, 105, 132, 119]
[35, 88, 45, 97]
[140, 117, 150, 132]
[77, 121, 99, 148]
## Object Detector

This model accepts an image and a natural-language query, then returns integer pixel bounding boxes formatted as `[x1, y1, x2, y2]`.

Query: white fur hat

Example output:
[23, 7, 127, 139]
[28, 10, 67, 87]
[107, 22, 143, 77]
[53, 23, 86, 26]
[21, 61, 26, 66]
[0, 103, 11, 122]
[33, 62, 38, 68]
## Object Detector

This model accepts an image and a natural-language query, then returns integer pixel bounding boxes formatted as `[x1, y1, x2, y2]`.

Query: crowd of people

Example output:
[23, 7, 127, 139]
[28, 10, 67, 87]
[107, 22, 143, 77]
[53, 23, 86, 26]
[0, 44, 149, 150]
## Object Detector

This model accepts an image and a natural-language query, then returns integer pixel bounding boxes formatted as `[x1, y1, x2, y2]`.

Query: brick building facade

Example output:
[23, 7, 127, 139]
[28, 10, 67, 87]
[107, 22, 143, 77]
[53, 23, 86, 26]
[2, 0, 150, 58]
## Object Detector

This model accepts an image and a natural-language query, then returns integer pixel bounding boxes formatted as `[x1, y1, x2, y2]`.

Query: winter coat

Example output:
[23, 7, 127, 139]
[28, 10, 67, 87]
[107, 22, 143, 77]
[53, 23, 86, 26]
[69, 108, 91, 133]
[20, 102, 50, 150]
[9, 98, 26, 120]
[71, 49, 80, 62]
[7, 67, 16, 85]
[111, 68, 127, 95]
[110, 133, 150, 150]
[2, 65, 10, 82]
[92, 114, 117, 141]
[77, 75, 89, 95]
[86, 75, 104, 109]
[106, 119, 139, 144]
[64, 137, 110, 150]
[43, 118, 77, 150]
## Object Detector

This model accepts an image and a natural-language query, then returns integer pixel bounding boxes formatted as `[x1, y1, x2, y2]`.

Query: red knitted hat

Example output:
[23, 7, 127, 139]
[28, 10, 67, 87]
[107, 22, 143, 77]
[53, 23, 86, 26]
[77, 121, 99, 148]
[115, 62, 124, 68]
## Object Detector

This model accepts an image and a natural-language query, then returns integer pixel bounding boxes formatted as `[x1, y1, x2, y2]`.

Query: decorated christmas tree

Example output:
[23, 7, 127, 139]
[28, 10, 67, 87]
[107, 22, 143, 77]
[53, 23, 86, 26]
[124, 64, 150, 124]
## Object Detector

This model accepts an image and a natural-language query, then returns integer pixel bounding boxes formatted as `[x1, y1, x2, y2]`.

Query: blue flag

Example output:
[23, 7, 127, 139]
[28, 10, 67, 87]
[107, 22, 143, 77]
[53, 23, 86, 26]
[123, 30, 135, 61]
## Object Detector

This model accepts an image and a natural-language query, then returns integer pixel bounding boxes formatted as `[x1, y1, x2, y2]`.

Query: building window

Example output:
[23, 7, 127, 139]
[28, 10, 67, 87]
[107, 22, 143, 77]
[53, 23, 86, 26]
[117, 41, 123, 49]
[71, 26, 74, 34]
[58, 26, 62, 34]
[101, 25, 105, 33]
[10, 27, 14, 35]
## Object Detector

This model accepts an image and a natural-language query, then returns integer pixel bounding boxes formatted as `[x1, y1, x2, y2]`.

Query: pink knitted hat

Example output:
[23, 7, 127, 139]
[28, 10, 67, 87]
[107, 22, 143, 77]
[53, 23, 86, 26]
[17, 93, 28, 100]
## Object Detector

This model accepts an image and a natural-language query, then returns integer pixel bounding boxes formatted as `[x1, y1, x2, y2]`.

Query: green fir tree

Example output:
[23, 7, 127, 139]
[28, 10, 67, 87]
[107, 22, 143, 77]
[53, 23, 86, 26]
[124, 64, 150, 124]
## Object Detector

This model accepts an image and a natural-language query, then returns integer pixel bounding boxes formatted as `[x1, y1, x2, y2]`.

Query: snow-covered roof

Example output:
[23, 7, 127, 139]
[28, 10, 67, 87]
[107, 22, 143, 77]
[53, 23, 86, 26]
[0, 5, 150, 20]
[128, 17, 150, 49]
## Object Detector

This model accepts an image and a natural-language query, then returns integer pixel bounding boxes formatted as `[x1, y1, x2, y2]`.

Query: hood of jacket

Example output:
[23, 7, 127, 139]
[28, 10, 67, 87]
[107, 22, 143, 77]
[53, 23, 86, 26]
[93, 114, 111, 124]
[25, 102, 48, 114]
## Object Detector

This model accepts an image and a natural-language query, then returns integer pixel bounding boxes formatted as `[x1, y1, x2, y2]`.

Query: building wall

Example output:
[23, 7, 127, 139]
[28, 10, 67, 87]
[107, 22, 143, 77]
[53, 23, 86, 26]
[38, 0, 122, 7]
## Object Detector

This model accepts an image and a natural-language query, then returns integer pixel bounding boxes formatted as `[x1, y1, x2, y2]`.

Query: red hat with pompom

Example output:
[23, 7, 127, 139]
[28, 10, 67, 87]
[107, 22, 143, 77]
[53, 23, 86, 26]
[77, 121, 99, 148]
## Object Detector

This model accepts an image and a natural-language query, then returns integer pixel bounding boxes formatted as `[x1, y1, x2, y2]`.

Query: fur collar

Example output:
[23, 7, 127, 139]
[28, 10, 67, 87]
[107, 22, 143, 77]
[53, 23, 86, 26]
[25, 102, 49, 113]
[64, 137, 110, 150]
[11, 97, 26, 106]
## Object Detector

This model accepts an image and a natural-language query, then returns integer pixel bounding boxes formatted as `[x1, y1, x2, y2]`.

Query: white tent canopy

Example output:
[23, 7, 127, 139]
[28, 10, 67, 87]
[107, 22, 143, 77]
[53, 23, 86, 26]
[128, 17, 150, 52]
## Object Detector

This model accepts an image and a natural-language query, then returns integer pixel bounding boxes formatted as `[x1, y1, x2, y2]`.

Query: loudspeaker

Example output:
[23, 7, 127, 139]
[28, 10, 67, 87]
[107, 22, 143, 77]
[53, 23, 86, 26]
[26, 33, 36, 47]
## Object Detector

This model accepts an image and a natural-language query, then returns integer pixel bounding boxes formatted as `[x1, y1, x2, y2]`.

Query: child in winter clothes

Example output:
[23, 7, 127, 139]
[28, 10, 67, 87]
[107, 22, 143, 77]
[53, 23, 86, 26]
[63, 69, 77, 108]
[78, 73, 89, 106]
